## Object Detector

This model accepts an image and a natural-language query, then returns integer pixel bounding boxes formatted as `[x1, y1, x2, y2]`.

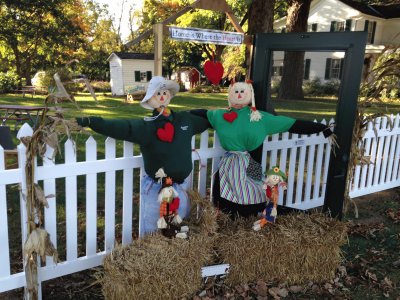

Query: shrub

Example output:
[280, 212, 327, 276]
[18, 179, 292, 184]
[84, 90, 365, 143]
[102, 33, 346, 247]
[189, 85, 202, 93]
[323, 79, 340, 95]
[303, 78, 340, 96]
[188, 84, 222, 93]
[0, 71, 19, 93]
[271, 78, 281, 95]
[85, 81, 110, 93]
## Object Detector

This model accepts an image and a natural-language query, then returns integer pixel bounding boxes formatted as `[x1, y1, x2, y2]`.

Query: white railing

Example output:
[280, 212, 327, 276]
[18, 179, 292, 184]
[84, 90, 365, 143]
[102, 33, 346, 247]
[1, 115, 400, 297]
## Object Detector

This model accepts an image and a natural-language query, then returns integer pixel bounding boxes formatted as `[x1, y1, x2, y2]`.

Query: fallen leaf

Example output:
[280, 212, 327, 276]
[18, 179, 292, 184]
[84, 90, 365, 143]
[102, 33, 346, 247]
[381, 277, 393, 289]
[277, 288, 288, 297]
[393, 260, 400, 267]
[324, 283, 333, 289]
[256, 280, 269, 297]
[268, 287, 280, 299]
[338, 265, 347, 277]
[365, 270, 378, 282]
[289, 285, 302, 293]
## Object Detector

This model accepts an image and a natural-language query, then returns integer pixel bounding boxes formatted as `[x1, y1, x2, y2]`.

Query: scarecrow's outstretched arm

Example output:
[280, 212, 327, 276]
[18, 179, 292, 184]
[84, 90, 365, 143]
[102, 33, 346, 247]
[189, 109, 212, 129]
[189, 109, 207, 119]
[289, 120, 333, 138]
[76, 117, 147, 144]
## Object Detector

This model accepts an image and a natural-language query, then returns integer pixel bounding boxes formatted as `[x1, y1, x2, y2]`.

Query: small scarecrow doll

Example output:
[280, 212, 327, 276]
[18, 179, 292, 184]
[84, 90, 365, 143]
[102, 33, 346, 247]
[76, 76, 209, 236]
[156, 168, 188, 238]
[203, 80, 336, 217]
[253, 166, 287, 231]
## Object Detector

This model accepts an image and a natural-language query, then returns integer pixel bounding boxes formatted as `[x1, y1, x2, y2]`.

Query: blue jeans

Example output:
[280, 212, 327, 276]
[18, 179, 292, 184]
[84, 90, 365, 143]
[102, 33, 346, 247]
[139, 173, 191, 237]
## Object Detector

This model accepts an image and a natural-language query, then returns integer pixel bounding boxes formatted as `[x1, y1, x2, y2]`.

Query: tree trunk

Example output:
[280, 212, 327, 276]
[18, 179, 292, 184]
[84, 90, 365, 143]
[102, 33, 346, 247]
[247, 0, 276, 114]
[248, 0, 275, 33]
[24, 56, 32, 86]
[247, 0, 275, 72]
[278, 0, 311, 100]
[11, 44, 23, 88]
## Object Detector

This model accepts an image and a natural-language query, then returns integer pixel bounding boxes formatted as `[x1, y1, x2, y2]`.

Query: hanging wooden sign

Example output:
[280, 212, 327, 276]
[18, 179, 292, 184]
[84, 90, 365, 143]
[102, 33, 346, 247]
[169, 26, 244, 46]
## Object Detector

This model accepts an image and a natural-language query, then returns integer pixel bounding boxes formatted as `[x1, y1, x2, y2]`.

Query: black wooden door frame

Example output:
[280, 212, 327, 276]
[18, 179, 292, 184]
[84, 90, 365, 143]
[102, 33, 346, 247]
[251, 32, 367, 219]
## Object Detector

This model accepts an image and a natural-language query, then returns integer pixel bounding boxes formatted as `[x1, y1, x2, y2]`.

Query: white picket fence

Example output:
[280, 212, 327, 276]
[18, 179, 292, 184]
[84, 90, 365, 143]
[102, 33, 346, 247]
[1, 115, 400, 297]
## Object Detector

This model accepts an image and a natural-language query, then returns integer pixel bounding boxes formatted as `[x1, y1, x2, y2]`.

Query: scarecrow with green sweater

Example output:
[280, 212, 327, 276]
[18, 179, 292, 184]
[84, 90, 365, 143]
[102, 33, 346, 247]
[76, 76, 209, 236]
[201, 80, 335, 217]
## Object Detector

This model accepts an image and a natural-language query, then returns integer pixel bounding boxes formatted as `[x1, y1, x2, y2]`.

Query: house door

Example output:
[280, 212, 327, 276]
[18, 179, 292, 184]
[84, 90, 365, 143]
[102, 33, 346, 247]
[251, 32, 367, 218]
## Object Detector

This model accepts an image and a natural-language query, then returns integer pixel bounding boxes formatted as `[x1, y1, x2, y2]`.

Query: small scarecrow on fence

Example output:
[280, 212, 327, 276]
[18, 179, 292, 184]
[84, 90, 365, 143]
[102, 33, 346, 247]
[156, 168, 189, 238]
[253, 166, 287, 231]
[76, 76, 209, 236]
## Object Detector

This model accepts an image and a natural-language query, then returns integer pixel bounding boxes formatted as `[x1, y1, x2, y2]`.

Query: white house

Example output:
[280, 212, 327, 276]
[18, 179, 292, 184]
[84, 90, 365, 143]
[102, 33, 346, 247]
[107, 52, 154, 96]
[273, 0, 400, 82]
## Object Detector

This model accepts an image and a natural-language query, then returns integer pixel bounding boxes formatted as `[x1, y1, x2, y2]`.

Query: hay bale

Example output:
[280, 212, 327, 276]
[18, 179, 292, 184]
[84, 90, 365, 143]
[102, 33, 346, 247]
[101, 191, 218, 300]
[217, 212, 347, 285]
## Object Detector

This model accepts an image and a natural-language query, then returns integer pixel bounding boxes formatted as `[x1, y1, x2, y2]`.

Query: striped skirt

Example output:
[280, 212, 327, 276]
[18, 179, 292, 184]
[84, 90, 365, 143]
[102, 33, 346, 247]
[219, 151, 266, 205]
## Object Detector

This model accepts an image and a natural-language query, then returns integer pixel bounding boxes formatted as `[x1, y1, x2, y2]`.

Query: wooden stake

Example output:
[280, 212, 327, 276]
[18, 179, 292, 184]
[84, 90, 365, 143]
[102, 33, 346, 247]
[153, 23, 163, 76]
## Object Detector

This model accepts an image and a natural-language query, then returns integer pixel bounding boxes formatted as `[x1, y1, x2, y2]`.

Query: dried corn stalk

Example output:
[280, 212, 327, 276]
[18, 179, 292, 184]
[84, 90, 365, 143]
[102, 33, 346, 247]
[344, 46, 400, 217]
[22, 89, 86, 299]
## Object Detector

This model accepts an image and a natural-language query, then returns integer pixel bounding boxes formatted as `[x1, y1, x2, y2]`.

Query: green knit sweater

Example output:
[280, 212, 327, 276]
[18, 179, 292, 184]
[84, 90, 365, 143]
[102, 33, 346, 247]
[77, 110, 209, 182]
[207, 106, 295, 151]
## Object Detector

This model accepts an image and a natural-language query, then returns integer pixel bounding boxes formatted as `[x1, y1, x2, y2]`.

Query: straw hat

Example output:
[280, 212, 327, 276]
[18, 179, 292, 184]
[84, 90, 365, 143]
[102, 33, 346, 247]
[141, 76, 180, 109]
[265, 166, 287, 181]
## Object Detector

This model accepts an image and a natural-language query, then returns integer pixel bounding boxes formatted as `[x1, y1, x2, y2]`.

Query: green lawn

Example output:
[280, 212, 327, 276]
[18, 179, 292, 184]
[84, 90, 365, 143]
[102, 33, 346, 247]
[2, 92, 399, 123]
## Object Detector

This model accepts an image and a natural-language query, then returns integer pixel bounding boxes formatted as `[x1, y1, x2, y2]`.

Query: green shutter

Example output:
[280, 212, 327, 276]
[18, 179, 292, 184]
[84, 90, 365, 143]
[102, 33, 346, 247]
[345, 19, 352, 31]
[371, 21, 376, 44]
[304, 59, 311, 80]
[325, 58, 332, 79]
[135, 71, 140, 82]
[364, 20, 369, 31]
[330, 21, 336, 32]
[146, 71, 152, 81]
[339, 58, 344, 79]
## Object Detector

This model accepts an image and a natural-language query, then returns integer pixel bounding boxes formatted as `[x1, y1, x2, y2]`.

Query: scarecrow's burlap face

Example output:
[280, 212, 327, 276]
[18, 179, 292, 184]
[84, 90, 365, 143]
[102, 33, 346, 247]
[147, 88, 172, 108]
[228, 82, 252, 107]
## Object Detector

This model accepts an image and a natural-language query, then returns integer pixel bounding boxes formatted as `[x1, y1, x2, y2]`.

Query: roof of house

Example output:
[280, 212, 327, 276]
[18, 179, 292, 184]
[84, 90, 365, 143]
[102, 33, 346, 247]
[339, 0, 400, 19]
[108, 52, 154, 61]
[175, 66, 201, 73]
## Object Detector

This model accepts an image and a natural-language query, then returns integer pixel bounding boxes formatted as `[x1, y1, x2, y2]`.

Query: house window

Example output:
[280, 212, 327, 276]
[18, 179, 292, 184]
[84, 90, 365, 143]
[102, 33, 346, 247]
[330, 21, 345, 32]
[330, 20, 352, 32]
[304, 59, 311, 80]
[134, 71, 140, 82]
[308, 23, 318, 32]
[364, 20, 377, 44]
[325, 58, 343, 80]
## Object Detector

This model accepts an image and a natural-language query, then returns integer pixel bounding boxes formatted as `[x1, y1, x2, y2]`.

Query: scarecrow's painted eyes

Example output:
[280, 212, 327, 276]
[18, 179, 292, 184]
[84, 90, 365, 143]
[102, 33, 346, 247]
[235, 90, 239, 93]
[157, 92, 161, 96]
[163, 91, 167, 95]
[240, 90, 244, 93]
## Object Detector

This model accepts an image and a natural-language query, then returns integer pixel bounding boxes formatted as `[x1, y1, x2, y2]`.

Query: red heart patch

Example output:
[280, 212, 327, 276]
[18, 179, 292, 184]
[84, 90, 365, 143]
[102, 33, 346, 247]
[204, 60, 224, 85]
[223, 111, 238, 123]
[157, 122, 174, 143]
